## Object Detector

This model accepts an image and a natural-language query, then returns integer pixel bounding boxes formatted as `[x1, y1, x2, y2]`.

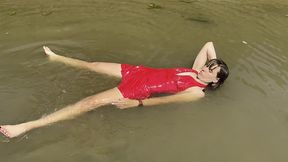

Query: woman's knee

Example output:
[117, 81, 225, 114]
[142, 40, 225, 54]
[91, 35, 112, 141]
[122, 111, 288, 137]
[77, 88, 123, 111]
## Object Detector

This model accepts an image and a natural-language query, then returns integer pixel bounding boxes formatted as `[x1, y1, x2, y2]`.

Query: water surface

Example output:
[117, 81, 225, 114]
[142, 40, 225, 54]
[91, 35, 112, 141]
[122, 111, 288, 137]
[1, 0, 288, 162]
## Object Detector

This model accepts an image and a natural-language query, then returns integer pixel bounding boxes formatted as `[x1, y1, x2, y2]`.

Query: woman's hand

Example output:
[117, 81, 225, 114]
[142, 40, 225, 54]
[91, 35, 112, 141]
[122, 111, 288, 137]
[112, 98, 140, 109]
[192, 42, 217, 71]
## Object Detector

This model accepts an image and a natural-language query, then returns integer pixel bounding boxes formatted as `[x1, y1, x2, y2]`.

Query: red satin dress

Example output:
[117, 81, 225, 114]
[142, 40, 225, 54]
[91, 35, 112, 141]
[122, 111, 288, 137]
[118, 64, 206, 99]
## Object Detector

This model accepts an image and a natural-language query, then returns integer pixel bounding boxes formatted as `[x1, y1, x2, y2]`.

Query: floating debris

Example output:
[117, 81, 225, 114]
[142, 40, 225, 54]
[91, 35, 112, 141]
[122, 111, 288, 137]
[147, 3, 162, 9]
[5, 32, 9, 35]
[41, 10, 53, 16]
[285, 14, 288, 17]
[242, 41, 248, 44]
[179, 0, 192, 3]
[8, 11, 16, 16]
[179, 0, 198, 3]
[185, 17, 210, 23]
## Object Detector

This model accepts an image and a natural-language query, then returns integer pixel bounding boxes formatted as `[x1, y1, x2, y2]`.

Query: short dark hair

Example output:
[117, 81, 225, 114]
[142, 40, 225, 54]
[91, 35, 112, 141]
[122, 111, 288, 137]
[205, 59, 229, 90]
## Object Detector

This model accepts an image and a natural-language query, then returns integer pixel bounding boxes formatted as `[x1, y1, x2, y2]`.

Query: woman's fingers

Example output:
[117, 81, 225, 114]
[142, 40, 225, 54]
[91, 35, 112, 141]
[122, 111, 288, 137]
[112, 102, 127, 107]
[111, 101, 129, 109]
[111, 98, 135, 109]
[111, 99, 126, 105]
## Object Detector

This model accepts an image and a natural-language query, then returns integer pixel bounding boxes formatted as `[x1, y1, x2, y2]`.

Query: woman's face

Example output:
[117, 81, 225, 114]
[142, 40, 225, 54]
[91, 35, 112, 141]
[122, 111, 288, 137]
[198, 65, 220, 83]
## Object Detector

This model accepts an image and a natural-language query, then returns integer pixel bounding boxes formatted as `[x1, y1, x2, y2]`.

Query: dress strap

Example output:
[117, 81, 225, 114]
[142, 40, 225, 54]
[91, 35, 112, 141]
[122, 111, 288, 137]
[191, 69, 199, 75]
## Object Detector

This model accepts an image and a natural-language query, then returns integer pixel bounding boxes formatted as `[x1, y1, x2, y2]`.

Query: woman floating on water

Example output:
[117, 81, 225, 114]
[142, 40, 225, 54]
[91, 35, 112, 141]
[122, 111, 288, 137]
[0, 42, 229, 138]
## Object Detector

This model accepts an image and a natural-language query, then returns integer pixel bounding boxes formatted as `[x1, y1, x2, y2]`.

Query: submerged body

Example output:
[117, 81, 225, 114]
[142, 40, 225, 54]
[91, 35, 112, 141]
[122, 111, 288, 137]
[0, 42, 229, 138]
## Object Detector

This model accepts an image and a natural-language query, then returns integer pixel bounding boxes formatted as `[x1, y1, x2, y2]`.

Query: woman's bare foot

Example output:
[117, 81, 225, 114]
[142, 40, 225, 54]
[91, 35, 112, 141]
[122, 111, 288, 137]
[0, 124, 28, 138]
[43, 46, 59, 61]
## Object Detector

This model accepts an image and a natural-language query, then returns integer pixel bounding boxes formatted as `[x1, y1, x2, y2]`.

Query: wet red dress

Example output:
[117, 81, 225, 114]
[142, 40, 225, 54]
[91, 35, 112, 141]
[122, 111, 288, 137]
[118, 64, 206, 99]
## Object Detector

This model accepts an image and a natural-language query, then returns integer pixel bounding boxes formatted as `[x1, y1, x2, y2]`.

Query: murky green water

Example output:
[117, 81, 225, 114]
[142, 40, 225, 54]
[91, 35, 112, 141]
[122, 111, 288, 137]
[1, 0, 288, 161]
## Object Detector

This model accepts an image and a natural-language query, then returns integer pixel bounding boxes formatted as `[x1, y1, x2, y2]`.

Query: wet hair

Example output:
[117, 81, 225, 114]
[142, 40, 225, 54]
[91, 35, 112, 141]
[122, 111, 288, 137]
[205, 59, 229, 90]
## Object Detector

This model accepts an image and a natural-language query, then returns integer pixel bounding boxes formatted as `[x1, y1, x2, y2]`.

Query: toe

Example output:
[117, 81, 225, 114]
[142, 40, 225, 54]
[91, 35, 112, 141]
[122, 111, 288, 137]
[0, 128, 5, 135]
[0, 127, 11, 138]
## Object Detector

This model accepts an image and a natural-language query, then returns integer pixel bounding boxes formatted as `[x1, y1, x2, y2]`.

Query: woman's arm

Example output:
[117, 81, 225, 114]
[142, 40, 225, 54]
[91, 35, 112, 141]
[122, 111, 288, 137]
[192, 42, 217, 71]
[112, 89, 205, 109]
[142, 91, 204, 106]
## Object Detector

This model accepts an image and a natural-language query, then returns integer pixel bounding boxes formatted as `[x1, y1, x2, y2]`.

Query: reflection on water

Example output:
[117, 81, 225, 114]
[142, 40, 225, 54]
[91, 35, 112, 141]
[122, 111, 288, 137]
[1, 0, 288, 162]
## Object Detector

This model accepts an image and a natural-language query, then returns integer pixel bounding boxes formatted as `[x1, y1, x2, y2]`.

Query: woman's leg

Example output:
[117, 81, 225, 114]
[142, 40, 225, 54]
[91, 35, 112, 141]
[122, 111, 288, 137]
[0, 87, 123, 138]
[43, 46, 122, 78]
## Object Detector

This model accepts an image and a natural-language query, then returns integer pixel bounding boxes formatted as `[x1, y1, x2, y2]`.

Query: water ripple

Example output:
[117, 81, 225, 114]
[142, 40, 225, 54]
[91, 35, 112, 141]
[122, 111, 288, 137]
[236, 41, 288, 95]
